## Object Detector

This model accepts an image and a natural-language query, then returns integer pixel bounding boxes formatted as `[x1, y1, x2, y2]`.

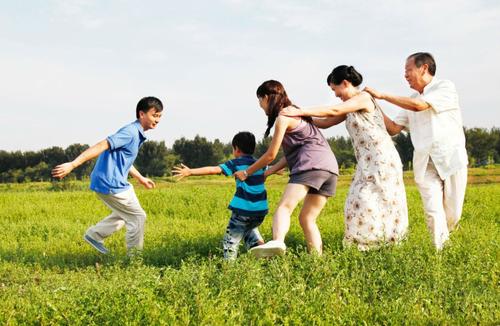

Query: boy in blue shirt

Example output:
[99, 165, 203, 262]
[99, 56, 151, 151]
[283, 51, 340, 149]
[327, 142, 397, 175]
[173, 131, 269, 260]
[51, 97, 163, 254]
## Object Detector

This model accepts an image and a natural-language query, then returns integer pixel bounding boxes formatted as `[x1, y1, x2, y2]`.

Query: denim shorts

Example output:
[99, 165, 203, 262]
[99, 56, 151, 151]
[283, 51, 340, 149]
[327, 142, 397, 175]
[289, 170, 338, 197]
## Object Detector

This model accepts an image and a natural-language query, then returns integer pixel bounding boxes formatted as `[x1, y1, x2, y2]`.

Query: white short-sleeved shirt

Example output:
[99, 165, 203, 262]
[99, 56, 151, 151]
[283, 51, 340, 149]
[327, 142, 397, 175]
[394, 78, 468, 182]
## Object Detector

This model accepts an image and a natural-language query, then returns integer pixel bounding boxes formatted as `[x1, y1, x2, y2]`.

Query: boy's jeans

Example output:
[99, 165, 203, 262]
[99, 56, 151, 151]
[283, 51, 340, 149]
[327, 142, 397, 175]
[223, 212, 265, 260]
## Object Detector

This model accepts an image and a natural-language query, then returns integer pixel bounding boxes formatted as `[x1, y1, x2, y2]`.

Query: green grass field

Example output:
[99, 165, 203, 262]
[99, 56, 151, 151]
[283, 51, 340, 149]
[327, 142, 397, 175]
[0, 168, 498, 325]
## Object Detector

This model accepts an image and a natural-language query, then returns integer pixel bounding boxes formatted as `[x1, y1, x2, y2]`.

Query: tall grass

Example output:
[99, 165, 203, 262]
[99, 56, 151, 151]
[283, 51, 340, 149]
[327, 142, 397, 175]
[0, 171, 498, 324]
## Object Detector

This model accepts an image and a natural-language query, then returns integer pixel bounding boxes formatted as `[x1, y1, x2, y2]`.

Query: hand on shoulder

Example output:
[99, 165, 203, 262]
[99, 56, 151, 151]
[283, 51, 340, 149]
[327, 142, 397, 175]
[280, 105, 302, 117]
[362, 86, 384, 100]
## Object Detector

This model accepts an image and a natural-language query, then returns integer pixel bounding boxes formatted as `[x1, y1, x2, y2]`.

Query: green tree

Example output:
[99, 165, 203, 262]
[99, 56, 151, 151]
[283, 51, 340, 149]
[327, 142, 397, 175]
[36, 161, 50, 182]
[255, 137, 283, 164]
[65, 143, 92, 179]
[465, 127, 496, 166]
[491, 127, 500, 163]
[327, 136, 355, 168]
[24, 151, 44, 169]
[212, 139, 226, 162]
[165, 150, 181, 176]
[0, 150, 24, 173]
[8, 169, 25, 183]
[392, 132, 414, 170]
[135, 141, 169, 177]
[40, 147, 66, 171]
[173, 136, 226, 167]
[222, 142, 233, 160]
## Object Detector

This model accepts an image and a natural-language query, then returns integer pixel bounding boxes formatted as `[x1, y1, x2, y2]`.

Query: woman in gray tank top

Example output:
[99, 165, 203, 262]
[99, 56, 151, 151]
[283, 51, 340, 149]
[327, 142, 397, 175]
[234, 80, 339, 257]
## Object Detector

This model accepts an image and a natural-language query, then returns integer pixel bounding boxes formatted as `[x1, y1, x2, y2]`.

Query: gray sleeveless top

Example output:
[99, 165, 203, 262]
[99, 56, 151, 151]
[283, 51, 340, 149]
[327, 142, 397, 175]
[281, 119, 339, 175]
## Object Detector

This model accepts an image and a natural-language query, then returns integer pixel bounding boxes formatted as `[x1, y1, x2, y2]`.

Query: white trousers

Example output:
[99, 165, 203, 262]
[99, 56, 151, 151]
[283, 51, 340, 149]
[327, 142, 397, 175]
[415, 160, 467, 249]
[86, 187, 147, 250]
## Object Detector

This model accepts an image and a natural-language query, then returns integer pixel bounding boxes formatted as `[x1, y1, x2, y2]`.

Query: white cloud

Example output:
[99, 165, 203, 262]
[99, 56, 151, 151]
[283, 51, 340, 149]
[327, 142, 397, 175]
[50, 0, 104, 30]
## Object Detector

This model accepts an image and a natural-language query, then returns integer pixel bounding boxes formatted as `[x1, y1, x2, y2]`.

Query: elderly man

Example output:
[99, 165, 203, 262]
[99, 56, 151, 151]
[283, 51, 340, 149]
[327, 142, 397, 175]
[365, 52, 468, 250]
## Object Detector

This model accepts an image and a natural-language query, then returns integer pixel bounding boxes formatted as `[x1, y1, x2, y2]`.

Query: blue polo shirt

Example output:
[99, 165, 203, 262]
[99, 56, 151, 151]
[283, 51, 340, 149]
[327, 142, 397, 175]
[219, 155, 268, 217]
[90, 120, 146, 194]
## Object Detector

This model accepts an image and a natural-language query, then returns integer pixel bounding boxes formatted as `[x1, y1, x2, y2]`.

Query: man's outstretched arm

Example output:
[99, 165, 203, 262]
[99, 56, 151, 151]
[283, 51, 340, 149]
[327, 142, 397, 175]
[52, 139, 109, 179]
[364, 86, 430, 112]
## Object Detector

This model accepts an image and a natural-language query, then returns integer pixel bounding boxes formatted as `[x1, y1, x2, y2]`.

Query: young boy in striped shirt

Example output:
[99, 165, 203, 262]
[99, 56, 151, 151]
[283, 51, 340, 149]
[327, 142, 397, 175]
[173, 132, 269, 260]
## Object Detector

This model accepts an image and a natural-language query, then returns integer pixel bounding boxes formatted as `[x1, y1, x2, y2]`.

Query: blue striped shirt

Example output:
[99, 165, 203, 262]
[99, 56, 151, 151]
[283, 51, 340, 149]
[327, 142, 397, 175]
[219, 155, 268, 217]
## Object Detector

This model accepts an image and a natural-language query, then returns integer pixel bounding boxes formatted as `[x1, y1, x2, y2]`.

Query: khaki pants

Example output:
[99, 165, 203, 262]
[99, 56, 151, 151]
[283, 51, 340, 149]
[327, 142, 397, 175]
[86, 187, 146, 250]
[415, 160, 467, 249]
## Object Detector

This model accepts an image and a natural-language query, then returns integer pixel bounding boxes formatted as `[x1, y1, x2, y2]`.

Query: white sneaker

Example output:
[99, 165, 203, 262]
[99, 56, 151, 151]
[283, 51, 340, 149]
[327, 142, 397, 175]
[250, 240, 286, 258]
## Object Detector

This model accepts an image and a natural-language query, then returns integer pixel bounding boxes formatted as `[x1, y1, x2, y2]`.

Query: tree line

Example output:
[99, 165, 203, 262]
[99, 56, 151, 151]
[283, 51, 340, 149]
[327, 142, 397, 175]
[0, 127, 498, 183]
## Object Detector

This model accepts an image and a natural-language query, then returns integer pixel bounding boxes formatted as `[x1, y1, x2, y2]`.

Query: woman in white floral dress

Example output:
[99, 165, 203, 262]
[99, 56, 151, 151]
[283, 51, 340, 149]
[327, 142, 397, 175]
[282, 65, 408, 250]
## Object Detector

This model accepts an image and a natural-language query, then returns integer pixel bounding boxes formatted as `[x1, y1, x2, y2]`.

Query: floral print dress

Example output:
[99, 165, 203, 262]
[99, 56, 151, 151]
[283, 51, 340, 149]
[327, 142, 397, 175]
[343, 98, 408, 250]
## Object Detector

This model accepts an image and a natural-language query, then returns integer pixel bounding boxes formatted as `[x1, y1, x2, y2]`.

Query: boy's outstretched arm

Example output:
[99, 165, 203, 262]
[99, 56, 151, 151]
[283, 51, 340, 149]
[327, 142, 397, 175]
[129, 165, 155, 189]
[51, 139, 109, 179]
[173, 163, 222, 181]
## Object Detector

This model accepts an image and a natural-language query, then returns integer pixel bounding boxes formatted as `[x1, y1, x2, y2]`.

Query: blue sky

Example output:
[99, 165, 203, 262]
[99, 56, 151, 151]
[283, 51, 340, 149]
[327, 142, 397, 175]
[1, 0, 499, 151]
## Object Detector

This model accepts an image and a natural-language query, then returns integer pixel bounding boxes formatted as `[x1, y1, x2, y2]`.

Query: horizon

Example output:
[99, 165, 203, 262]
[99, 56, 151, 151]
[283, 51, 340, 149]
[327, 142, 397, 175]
[1, 123, 498, 153]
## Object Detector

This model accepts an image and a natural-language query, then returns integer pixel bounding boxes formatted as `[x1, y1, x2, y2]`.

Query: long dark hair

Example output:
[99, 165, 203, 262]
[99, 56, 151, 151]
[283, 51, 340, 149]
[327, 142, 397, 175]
[256, 80, 310, 138]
